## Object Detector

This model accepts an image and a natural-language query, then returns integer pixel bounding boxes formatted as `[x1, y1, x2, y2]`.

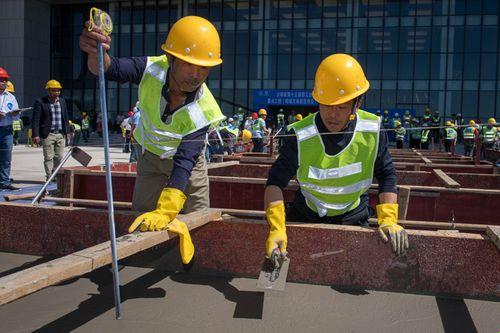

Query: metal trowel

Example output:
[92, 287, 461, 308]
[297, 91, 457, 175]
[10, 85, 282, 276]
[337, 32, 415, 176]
[256, 248, 290, 291]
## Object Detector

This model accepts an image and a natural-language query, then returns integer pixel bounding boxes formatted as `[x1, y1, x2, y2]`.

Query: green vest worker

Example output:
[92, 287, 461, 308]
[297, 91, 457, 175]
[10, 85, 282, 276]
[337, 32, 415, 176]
[264, 54, 408, 259]
[80, 16, 225, 265]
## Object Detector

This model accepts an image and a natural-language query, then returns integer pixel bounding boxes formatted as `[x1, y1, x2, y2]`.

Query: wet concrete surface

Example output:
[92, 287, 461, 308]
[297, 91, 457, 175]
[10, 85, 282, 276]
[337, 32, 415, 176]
[1, 251, 499, 333]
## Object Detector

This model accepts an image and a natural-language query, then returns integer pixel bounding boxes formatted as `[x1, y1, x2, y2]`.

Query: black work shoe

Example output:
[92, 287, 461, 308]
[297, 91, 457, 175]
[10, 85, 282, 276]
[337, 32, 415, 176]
[0, 184, 21, 191]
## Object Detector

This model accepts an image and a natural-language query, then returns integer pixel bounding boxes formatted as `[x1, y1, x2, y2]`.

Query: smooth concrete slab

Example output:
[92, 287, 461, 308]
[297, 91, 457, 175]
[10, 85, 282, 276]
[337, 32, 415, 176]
[0, 257, 499, 333]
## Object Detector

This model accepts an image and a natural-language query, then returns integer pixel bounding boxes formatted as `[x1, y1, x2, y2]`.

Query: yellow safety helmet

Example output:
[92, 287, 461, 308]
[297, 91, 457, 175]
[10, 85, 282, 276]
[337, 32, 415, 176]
[469, 120, 475, 126]
[488, 117, 496, 125]
[82, 112, 87, 116]
[312, 53, 369, 106]
[241, 129, 252, 143]
[258, 108, 267, 116]
[6, 81, 14, 93]
[161, 16, 222, 67]
[45, 79, 62, 90]
[445, 121, 453, 126]
[69, 120, 73, 125]
[296, 114, 303, 121]
[394, 120, 401, 127]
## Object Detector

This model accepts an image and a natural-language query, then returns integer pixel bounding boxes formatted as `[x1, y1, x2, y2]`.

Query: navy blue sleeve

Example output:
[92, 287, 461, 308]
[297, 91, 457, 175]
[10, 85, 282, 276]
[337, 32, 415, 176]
[105, 56, 147, 85]
[166, 126, 209, 192]
[374, 124, 398, 194]
[265, 129, 298, 189]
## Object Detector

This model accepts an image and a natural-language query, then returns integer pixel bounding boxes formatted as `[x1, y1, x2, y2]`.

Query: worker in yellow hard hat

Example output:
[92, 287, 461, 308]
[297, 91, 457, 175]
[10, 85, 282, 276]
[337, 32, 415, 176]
[264, 53, 407, 261]
[80, 15, 225, 266]
[463, 120, 478, 157]
[443, 120, 457, 153]
[295, 114, 303, 122]
[251, 108, 269, 152]
[32, 79, 70, 180]
[480, 118, 498, 159]
[394, 120, 406, 149]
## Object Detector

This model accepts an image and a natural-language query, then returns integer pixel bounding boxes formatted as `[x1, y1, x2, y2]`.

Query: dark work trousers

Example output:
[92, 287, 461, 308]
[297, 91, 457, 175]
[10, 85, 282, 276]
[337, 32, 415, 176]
[396, 140, 404, 149]
[444, 139, 454, 152]
[252, 138, 264, 152]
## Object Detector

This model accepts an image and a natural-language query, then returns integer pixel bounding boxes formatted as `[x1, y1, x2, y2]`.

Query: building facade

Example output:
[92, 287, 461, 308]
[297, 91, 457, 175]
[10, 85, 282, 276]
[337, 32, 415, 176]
[46, 0, 500, 122]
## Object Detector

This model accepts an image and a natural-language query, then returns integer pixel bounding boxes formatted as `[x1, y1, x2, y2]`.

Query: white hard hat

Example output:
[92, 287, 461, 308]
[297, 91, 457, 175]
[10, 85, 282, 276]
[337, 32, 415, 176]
[228, 117, 234, 122]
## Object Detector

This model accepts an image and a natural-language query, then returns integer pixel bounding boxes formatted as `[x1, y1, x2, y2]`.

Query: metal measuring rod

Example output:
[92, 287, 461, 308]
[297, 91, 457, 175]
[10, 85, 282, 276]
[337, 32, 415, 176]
[88, 7, 122, 319]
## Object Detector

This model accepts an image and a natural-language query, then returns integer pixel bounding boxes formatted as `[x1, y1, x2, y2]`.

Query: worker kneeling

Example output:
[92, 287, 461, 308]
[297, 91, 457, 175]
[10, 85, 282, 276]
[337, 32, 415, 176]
[264, 54, 409, 260]
[81, 16, 226, 266]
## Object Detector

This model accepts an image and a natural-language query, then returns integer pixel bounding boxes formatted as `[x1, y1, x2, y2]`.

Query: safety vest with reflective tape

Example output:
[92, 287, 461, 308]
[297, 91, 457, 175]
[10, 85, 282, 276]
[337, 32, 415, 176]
[134, 55, 225, 158]
[445, 127, 457, 140]
[289, 110, 380, 217]
[463, 126, 475, 140]
[421, 129, 430, 143]
[73, 123, 81, 131]
[395, 127, 406, 140]
[12, 120, 22, 131]
[482, 127, 497, 143]
[82, 118, 90, 129]
[222, 125, 239, 137]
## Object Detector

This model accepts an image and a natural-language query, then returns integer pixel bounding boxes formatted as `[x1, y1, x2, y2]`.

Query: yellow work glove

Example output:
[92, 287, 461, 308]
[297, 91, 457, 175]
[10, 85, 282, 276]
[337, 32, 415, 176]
[166, 218, 195, 265]
[376, 203, 409, 255]
[128, 187, 186, 233]
[265, 202, 287, 258]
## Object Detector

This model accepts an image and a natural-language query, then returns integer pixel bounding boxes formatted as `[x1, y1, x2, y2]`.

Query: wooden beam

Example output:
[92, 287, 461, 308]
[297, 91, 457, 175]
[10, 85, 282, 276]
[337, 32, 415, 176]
[0, 209, 221, 306]
[421, 156, 433, 165]
[432, 169, 461, 188]
[397, 186, 411, 220]
[220, 208, 488, 232]
[486, 226, 500, 251]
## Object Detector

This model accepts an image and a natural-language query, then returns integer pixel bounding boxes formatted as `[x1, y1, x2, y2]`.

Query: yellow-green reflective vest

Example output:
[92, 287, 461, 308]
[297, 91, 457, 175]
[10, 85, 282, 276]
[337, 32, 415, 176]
[12, 120, 22, 131]
[421, 129, 430, 143]
[73, 123, 81, 131]
[395, 127, 406, 140]
[482, 127, 497, 143]
[463, 126, 475, 140]
[445, 128, 457, 140]
[134, 55, 225, 158]
[289, 110, 380, 217]
[221, 125, 239, 137]
[82, 118, 90, 129]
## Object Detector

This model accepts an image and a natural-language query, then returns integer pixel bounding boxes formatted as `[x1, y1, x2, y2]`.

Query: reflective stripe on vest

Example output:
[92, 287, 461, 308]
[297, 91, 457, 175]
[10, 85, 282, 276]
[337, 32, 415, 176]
[290, 110, 380, 217]
[133, 55, 225, 158]
[73, 123, 81, 131]
[395, 128, 405, 140]
[12, 120, 21, 131]
[463, 127, 475, 139]
[222, 125, 239, 137]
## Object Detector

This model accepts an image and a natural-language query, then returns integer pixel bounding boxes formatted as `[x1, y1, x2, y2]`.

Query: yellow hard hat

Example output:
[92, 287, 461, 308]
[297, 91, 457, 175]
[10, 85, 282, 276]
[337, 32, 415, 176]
[258, 108, 267, 116]
[296, 114, 303, 121]
[312, 54, 369, 106]
[6, 81, 14, 93]
[445, 121, 453, 126]
[242, 129, 252, 143]
[394, 120, 401, 127]
[45, 79, 62, 89]
[69, 120, 73, 125]
[469, 120, 475, 126]
[82, 112, 87, 116]
[161, 16, 222, 67]
[488, 117, 496, 124]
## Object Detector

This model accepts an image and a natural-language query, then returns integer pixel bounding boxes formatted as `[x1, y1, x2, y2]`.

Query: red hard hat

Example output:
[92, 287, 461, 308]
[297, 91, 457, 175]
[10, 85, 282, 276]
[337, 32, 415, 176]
[0, 67, 9, 79]
[252, 112, 258, 119]
[128, 111, 134, 117]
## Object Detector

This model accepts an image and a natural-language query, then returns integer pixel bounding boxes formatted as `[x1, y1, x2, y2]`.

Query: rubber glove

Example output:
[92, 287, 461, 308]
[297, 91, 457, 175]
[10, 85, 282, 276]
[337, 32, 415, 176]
[265, 201, 287, 258]
[376, 203, 409, 255]
[166, 218, 195, 265]
[128, 187, 186, 233]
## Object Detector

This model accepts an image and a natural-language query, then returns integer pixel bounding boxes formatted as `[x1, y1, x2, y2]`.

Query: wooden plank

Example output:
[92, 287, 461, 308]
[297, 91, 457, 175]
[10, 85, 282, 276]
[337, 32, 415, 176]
[220, 209, 488, 232]
[68, 169, 75, 207]
[0, 209, 221, 306]
[43, 196, 133, 208]
[486, 226, 500, 251]
[397, 186, 411, 220]
[3, 192, 37, 202]
[207, 160, 240, 169]
[421, 156, 433, 165]
[432, 169, 461, 188]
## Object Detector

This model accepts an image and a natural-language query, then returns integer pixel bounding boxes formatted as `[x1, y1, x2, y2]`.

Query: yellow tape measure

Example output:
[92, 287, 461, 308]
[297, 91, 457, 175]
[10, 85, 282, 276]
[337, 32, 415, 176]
[88, 7, 113, 36]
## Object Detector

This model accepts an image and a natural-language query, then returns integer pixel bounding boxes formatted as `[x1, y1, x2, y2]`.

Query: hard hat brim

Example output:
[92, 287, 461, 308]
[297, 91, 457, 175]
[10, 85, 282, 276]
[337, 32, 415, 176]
[163, 47, 223, 67]
[312, 81, 369, 106]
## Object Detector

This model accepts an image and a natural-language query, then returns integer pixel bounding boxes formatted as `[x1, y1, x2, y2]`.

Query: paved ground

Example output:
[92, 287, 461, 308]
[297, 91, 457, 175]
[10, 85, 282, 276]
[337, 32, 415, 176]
[0, 250, 499, 333]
